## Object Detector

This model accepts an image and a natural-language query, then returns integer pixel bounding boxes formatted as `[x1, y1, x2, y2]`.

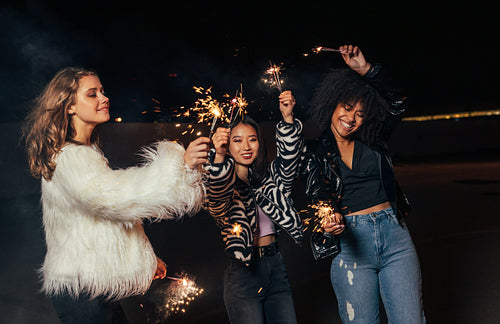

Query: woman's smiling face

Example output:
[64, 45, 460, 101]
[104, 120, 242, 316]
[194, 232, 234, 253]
[228, 123, 259, 166]
[330, 101, 365, 140]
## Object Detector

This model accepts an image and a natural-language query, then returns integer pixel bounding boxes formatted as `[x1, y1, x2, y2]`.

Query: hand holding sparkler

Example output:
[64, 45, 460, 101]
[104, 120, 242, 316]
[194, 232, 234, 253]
[212, 127, 230, 164]
[154, 257, 168, 280]
[321, 211, 345, 235]
[339, 44, 372, 76]
[278, 90, 296, 123]
[302, 201, 345, 235]
[183, 137, 211, 169]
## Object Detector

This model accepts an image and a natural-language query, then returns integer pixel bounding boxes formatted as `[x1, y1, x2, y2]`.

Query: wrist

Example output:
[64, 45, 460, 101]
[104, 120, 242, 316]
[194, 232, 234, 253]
[214, 152, 226, 164]
[282, 114, 294, 124]
[356, 63, 372, 76]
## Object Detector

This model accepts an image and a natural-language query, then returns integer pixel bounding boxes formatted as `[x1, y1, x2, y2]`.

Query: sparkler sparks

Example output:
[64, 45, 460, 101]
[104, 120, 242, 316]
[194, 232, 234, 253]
[231, 223, 243, 236]
[175, 86, 249, 137]
[302, 201, 337, 233]
[148, 273, 204, 321]
[262, 61, 284, 92]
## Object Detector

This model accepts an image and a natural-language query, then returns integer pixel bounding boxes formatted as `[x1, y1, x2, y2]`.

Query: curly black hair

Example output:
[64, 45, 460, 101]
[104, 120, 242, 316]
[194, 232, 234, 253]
[309, 68, 389, 146]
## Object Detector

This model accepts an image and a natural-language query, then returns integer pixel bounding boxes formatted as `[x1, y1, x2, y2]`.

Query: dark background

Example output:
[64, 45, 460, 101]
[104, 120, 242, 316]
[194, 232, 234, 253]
[1, 1, 498, 123]
[1, 1, 500, 323]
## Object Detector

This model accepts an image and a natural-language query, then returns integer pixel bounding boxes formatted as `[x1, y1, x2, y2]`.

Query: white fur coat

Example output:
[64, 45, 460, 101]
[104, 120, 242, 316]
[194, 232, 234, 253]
[40, 140, 205, 300]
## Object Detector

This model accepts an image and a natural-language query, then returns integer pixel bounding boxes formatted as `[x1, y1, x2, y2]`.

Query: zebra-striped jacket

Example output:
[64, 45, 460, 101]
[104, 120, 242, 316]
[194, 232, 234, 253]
[205, 119, 305, 265]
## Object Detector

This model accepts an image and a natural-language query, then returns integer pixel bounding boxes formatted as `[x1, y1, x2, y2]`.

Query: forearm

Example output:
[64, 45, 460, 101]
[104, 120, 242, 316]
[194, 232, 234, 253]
[205, 149, 236, 218]
[56, 141, 205, 223]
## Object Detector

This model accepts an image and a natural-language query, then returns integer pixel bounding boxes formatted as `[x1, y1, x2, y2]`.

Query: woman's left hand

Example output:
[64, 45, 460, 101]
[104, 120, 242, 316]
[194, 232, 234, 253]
[279, 90, 295, 123]
[153, 257, 167, 280]
[183, 136, 211, 169]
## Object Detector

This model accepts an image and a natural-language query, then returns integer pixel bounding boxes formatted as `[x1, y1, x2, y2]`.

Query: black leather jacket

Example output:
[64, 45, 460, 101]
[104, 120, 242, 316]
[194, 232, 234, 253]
[298, 64, 410, 260]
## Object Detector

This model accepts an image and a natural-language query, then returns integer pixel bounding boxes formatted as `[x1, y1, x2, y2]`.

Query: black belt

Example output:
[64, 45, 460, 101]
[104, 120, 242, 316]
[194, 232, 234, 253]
[254, 241, 279, 258]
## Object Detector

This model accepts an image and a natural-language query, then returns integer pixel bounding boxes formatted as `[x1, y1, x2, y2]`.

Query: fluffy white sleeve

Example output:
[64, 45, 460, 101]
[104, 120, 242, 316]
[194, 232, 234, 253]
[52, 140, 205, 223]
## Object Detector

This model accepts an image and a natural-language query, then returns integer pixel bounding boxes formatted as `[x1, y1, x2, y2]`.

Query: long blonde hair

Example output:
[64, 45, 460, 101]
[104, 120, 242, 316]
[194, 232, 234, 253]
[23, 67, 99, 180]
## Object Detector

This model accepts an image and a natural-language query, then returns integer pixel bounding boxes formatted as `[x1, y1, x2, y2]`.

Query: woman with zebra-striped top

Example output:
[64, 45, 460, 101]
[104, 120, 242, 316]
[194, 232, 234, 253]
[206, 90, 304, 324]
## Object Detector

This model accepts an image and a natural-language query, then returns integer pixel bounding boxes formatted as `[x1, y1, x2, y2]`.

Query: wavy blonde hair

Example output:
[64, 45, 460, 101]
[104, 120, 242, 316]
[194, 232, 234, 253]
[23, 67, 99, 180]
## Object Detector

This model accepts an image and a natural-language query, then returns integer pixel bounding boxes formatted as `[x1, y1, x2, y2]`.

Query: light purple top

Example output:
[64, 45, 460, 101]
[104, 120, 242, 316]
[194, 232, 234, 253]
[256, 206, 276, 238]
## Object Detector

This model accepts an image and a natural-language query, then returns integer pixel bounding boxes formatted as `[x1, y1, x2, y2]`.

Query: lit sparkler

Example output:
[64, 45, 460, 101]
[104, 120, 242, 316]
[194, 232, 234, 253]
[228, 85, 248, 125]
[231, 223, 243, 236]
[154, 274, 204, 318]
[189, 86, 226, 137]
[175, 86, 249, 137]
[302, 201, 337, 233]
[262, 61, 284, 92]
[312, 46, 342, 53]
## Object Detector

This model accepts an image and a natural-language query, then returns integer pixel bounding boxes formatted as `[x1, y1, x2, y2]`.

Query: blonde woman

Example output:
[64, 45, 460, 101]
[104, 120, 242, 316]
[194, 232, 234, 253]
[23, 67, 208, 323]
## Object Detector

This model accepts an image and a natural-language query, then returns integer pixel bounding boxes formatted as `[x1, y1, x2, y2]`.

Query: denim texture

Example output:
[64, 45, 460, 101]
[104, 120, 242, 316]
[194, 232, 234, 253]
[223, 253, 297, 324]
[330, 208, 425, 324]
[50, 292, 116, 323]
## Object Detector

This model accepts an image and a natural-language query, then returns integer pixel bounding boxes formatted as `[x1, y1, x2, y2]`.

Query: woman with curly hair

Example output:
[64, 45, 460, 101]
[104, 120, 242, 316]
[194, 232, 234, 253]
[299, 45, 425, 323]
[23, 67, 208, 323]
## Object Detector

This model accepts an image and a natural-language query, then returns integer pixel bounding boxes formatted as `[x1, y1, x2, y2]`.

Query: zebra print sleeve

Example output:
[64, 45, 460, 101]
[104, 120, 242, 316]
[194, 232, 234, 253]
[205, 149, 236, 220]
[272, 118, 304, 194]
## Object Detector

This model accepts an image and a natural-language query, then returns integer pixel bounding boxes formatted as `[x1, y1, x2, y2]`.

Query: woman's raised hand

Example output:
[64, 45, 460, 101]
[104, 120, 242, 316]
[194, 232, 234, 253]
[183, 137, 211, 169]
[339, 45, 372, 76]
[212, 127, 231, 163]
[279, 90, 296, 123]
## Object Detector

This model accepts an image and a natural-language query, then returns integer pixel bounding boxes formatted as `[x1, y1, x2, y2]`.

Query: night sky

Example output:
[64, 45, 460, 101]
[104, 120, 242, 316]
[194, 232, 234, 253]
[1, 1, 498, 123]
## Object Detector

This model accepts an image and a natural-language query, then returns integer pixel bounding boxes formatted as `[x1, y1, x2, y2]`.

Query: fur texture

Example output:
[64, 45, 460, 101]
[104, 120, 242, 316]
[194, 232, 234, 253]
[40, 140, 205, 300]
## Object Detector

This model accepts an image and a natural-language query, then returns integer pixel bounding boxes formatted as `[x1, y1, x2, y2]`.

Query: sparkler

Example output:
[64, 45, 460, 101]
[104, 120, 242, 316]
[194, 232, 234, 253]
[148, 273, 204, 320]
[231, 223, 243, 236]
[228, 84, 248, 125]
[262, 61, 284, 93]
[189, 86, 226, 138]
[175, 86, 248, 137]
[302, 201, 337, 233]
[312, 46, 342, 53]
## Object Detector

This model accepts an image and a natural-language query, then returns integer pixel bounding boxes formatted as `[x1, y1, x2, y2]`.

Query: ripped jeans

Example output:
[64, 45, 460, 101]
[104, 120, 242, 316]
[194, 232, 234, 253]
[330, 208, 425, 324]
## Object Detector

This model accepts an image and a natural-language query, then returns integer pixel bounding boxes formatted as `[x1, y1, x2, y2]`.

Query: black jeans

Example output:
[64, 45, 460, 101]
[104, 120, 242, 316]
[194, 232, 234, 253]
[50, 292, 116, 324]
[223, 252, 297, 324]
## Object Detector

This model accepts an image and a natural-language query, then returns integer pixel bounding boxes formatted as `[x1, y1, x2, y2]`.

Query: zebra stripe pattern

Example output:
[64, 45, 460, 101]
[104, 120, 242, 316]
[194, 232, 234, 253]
[205, 119, 305, 265]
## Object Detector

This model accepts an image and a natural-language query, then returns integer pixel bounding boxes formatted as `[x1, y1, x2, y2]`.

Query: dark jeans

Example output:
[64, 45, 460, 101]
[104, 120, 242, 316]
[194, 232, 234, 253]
[223, 253, 297, 324]
[51, 292, 117, 324]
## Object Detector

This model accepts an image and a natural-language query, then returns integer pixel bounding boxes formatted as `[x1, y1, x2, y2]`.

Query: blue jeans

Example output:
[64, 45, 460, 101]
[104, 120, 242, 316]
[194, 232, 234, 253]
[331, 208, 425, 324]
[223, 253, 297, 324]
[51, 292, 115, 323]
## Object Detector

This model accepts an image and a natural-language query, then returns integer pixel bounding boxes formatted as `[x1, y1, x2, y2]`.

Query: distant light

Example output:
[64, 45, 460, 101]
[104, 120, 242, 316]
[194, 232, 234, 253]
[175, 123, 181, 127]
[115, 117, 122, 123]
[403, 109, 500, 122]
[196, 131, 202, 136]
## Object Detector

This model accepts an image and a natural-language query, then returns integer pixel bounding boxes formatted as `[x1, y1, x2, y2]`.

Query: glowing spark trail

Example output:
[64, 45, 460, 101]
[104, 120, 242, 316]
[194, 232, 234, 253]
[149, 274, 204, 321]
[262, 61, 284, 92]
[175, 86, 248, 137]
[302, 201, 336, 233]
[231, 223, 243, 236]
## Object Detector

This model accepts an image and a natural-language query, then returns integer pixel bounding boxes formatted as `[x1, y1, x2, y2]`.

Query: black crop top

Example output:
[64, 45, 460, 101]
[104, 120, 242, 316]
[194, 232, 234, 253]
[337, 141, 388, 215]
